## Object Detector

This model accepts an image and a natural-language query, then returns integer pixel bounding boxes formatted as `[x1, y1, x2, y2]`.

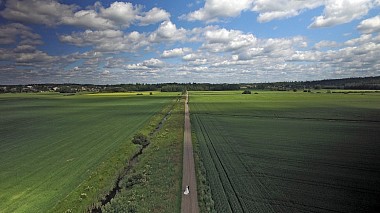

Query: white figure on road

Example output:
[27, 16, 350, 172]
[184, 185, 190, 195]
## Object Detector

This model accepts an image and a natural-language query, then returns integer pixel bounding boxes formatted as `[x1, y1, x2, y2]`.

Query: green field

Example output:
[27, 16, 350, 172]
[0, 92, 176, 212]
[190, 91, 380, 212]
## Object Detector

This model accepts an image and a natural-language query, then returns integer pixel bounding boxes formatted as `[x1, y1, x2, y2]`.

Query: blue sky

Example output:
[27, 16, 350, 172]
[0, 0, 380, 84]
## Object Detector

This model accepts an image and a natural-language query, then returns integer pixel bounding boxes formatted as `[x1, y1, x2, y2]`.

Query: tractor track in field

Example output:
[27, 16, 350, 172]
[195, 115, 246, 212]
[192, 114, 358, 213]
[193, 115, 234, 212]
[194, 112, 380, 123]
[193, 115, 338, 213]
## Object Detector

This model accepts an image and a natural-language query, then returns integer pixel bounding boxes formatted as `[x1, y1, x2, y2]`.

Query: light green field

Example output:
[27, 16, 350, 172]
[0, 92, 176, 212]
[190, 91, 380, 212]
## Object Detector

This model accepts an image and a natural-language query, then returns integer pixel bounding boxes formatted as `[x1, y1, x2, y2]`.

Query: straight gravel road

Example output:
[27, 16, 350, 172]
[181, 92, 199, 213]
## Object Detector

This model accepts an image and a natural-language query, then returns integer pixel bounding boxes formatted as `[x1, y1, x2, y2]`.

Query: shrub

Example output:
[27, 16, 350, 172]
[132, 133, 150, 147]
[124, 173, 147, 188]
[80, 193, 87, 199]
[242, 90, 251, 94]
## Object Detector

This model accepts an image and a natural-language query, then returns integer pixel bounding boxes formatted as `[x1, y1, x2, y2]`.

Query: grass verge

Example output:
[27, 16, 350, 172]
[101, 96, 184, 212]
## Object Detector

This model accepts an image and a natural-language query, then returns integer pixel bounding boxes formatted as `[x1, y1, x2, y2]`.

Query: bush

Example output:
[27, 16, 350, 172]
[132, 133, 150, 147]
[102, 200, 137, 213]
[124, 173, 148, 188]
[80, 193, 87, 199]
[242, 90, 251, 94]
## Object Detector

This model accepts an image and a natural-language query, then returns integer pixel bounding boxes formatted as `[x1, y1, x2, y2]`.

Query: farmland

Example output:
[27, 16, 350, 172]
[0, 92, 177, 212]
[190, 91, 380, 212]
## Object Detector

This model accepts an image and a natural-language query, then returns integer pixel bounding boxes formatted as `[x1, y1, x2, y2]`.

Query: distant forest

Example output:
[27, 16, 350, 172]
[253, 76, 380, 91]
[1, 76, 380, 93]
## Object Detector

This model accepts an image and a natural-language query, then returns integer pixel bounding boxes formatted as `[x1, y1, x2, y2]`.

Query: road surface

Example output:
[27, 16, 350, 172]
[181, 92, 199, 213]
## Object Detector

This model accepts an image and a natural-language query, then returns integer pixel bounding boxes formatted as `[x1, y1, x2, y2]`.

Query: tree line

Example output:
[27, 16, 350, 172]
[246, 76, 380, 91]
[1, 76, 379, 93]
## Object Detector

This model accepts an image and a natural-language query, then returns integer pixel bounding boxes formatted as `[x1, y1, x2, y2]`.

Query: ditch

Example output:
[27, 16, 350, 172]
[90, 102, 176, 213]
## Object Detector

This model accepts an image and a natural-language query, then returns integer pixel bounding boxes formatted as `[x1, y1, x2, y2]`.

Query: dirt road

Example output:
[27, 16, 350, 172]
[181, 92, 199, 213]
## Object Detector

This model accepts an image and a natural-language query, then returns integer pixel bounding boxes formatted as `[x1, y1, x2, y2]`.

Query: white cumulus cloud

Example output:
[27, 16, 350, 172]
[357, 15, 380, 34]
[182, 0, 379, 29]
[183, 0, 254, 22]
[0, 0, 171, 30]
[138, 7, 170, 26]
[142, 58, 165, 68]
[59, 29, 148, 52]
[314, 40, 339, 49]
[183, 53, 201, 61]
[0, 0, 76, 26]
[99, 1, 141, 28]
[59, 20, 191, 53]
[125, 58, 164, 70]
[252, 0, 323, 23]
[149, 21, 187, 43]
[0, 23, 41, 45]
[202, 28, 257, 52]
[161, 48, 192, 58]
[61, 10, 116, 30]
[309, 0, 375, 28]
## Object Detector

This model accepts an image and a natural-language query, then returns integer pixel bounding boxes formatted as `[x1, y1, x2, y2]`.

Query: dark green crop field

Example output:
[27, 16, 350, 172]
[0, 92, 176, 212]
[190, 91, 380, 212]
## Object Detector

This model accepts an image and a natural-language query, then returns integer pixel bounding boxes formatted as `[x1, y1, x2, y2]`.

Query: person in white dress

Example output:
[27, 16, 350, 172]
[184, 185, 190, 195]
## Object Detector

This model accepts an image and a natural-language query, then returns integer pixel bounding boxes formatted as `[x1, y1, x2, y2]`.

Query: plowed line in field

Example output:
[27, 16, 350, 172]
[236, 193, 345, 213]
[196, 115, 245, 212]
[238, 152, 380, 173]
[203, 116, 279, 212]
[194, 112, 380, 123]
[193, 115, 233, 212]
[226, 139, 288, 212]
[195, 115, 345, 213]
